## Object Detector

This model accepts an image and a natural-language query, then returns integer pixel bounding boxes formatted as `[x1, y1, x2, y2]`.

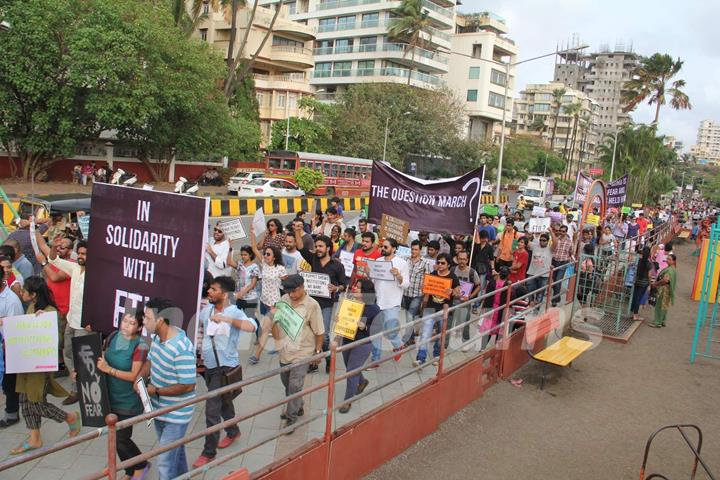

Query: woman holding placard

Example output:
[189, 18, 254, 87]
[11, 276, 81, 455]
[337, 279, 379, 414]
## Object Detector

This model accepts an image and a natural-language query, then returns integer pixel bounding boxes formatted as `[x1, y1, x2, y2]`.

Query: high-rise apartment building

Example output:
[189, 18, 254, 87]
[514, 82, 600, 170]
[269, 0, 455, 97]
[554, 43, 640, 134]
[445, 12, 518, 143]
[196, 4, 316, 141]
[690, 120, 720, 165]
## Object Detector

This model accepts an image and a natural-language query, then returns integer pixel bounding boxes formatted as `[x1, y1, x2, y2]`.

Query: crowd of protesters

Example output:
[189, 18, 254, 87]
[0, 191, 706, 478]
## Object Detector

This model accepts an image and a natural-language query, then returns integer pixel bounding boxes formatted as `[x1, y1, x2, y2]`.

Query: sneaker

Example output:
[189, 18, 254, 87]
[392, 346, 404, 362]
[280, 407, 304, 420]
[339, 403, 352, 414]
[356, 378, 369, 395]
[218, 434, 239, 449]
[461, 342, 474, 353]
[248, 355, 259, 365]
[412, 359, 424, 367]
[0, 417, 19, 428]
[284, 419, 297, 435]
[62, 393, 78, 406]
[366, 363, 379, 370]
[192, 455, 215, 468]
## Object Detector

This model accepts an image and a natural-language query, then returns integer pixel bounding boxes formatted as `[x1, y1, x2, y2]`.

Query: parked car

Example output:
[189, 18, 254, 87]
[238, 178, 305, 198]
[227, 172, 265, 193]
[481, 180, 493, 194]
[518, 180, 528, 194]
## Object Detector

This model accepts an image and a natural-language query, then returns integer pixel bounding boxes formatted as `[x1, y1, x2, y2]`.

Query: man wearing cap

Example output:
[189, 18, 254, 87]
[206, 225, 232, 278]
[270, 275, 324, 431]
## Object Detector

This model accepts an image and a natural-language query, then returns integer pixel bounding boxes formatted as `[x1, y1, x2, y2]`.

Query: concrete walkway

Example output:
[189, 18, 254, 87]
[366, 240, 720, 479]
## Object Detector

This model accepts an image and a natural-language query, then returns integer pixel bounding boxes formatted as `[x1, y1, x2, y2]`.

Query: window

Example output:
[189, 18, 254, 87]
[200, 29, 208, 41]
[268, 158, 282, 169]
[318, 17, 336, 31]
[322, 162, 331, 176]
[316, 40, 333, 54]
[488, 92, 505, 108]
[472, 44, 482, 59]
[281, 159, 297, 170]
[273, 36, 304, 48]
[202, 1, 209, 14]
[277, 93, 286, 108]
[256, 92, 264, 106]
[490, 68, 507, 86]
[358, 60, 375, 76]
[337, 15, 355, 30]
[359, 36, 377, 52]
[332, 61, 351, 77]
[466, 89, 478, 102]
[562, 95, 574, 103]
[335, 38, 353, 53]
[535, 93, 552, 101]
[534, 103, 551, 112]
[288, 93, 297, 109]
[468, 67, 480, 79]
[361, 12, 379, 27]
[315, 62, 332, 77]
[286, 1, 296, 14]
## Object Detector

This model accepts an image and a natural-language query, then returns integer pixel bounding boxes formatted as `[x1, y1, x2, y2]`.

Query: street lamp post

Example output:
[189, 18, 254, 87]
[382, 116, 390, 163]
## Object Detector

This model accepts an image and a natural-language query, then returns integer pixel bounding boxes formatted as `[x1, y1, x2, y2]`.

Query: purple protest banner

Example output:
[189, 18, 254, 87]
[82, 183, 209, 334]
[574, 171, 593, 204]
[368, 162, 485, 235]
[607, 174, 628, 207]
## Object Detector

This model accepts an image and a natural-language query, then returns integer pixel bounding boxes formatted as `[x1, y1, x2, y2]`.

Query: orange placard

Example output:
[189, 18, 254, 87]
[422, 274, 453, 299]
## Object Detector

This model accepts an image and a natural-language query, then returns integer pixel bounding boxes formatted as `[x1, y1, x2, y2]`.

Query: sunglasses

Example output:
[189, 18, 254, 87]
[436, 261, 448, 265]
[214, 229, 222, 233]
[263, 252, 273, 257]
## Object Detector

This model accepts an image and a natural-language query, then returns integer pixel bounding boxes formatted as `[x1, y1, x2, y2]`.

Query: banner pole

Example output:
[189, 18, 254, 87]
[469, 171, 485, 264]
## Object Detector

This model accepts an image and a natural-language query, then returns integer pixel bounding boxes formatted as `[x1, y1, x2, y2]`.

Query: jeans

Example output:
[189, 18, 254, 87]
[2, 374, 18, 415]
[631, 284, 648, 315]
[527, 276, 549, 304]
[279, 363, 308, 422]
[321, 306, 334, 365]
[402, 295, 423, 343]
[154, 420, 189, 480]
[416, 308, 446, 363]
[551, 261, 570, 306]
[342, 341, 372, 401]
[202, 367, 240, 457]
[454, 305, 471, 341]
[371, 306, 403, 361]
[114, 413, 148, 477]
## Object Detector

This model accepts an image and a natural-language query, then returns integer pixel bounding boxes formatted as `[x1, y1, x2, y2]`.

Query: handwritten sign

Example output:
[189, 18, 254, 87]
[586, 214, 600, 226]
[422, 274, 453, 299]
[482, 205, 499, 217]
[3, 312, 59, 373]
[366, 259, 394, 281]
[631, 203, 643, 209]
[253, 208, 267, 236]
[73, 333, 110, 427]
[459, 280, 474, 299]
[274, 301, 304, 341]
[299, 272, 331, 298]
[621, 206, 632, 214]
[532, 206, 546, 217]
[217, 219, 247, 241]
[550, 212, 563, 223]
[396, 245, 411, 260]
[379, 214, 409, 244]
[338, 250, 354, 277]
[78, 215, 91, 239]
[333, 298, 365, 340]
[528, 217, 551, 234]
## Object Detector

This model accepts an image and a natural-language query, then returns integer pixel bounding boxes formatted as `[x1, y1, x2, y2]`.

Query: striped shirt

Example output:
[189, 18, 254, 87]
[148, 328, 196, 424]
[405, 257, 432, 298]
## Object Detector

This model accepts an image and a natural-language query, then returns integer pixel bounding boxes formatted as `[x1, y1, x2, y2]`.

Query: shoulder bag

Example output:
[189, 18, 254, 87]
[210, 336, 243, 403]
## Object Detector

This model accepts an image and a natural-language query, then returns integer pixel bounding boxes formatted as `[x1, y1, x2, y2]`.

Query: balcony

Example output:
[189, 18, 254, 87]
[316, 0, 381, 11]
[270, 45, 314, 67]
[253, 72, 314, 94]
[312, 67, 444, 89]
[317, 18, 382, 34]
[382, 43, 449, 72]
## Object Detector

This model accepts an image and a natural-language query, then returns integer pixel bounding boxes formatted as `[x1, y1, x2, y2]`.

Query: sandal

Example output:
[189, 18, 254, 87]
[68, 411, 82, 437]
[10, 440, 40, 455]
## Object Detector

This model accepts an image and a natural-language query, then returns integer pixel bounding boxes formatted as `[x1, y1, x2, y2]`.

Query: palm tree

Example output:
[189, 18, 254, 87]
[387, 0, 433, 86]
[549, 87, 566, 151]
[622, 53, 692, 125]
[529, 116, 548, 135]
[561, 101, 581, 179]
[576, 113, 591, 172]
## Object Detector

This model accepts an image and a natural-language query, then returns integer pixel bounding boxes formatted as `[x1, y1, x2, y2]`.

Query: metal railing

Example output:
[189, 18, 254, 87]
[271, 44, 313, 56]
[639, 424, 716, 480]
[316, 0, 380, 11]
[421, 0, 454, 19]
[312, 67, 444, 86]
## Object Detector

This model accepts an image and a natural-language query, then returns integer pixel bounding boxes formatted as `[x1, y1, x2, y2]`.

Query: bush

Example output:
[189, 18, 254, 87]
[294, 167, 324, 194]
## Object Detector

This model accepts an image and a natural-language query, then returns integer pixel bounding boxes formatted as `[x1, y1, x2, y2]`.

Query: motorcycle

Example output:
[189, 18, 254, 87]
[174, 176, 199, 195]
[110, 168, 138, 187]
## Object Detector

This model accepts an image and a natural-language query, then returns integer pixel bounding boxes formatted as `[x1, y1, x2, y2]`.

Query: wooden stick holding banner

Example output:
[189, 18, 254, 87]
[468, 173, 486, 268]
[299, 272, 331, 298]
[366, 259, 394, 281]
[422, 274, 453, 299]
[333, 298, 365, 340]
[2, 312, 59, 373]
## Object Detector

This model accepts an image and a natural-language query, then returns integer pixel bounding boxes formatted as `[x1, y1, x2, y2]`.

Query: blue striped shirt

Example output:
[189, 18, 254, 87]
[149, 328, 196, 424]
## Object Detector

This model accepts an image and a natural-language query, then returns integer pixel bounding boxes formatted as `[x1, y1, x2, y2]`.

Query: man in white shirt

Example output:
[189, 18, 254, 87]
[0, 257, 24, 428]
[527, 232, 553, 306]
[370, 238, 409, 363]
[282, 232, 307, 275]
[206, 226, 232, 278]
[37, 231, 90, 405]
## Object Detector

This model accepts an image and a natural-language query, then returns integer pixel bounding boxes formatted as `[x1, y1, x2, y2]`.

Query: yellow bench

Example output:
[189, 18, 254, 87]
[524, 309, 592, 389]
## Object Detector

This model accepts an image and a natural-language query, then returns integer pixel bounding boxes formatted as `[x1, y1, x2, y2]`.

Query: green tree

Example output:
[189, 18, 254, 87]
[549, 88, 566, 151]
[268, 97, 333, 152]
[622, 53, 691, 124]
[489, 134, 564, 181]
[294, 166, 324, 194]
[387, 0, 433, 85]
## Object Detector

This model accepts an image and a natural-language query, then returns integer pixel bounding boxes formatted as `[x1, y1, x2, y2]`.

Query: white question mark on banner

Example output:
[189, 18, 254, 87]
[462, 177, 481, 223]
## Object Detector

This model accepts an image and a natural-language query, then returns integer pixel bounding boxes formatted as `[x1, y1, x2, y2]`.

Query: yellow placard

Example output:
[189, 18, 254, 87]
[586, 214, 600, 226]
[333, 298, 365, 340]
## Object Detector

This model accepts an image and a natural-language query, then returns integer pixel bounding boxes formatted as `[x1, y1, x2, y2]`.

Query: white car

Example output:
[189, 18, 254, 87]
[227, 172, 265, 193]
[481, 180, 493, 194]
[239, 178, 305, 198]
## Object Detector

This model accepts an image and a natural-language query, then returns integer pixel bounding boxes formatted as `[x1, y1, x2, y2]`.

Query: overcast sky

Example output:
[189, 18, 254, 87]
[459, 0, 720, 151]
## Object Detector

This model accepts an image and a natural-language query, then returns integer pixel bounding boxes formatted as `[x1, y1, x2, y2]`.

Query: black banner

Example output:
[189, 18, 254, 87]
[368, 162, 485, 235]
[72, 334, 110, 428]
[607, 174, 629, 207]
[82, 183, 208, 334]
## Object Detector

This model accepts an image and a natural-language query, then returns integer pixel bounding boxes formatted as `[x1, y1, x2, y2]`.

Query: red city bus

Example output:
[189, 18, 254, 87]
[265, 150, 373, 196]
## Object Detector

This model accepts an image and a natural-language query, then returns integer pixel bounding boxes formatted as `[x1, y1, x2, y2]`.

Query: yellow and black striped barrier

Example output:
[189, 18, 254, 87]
[207, 196, 370, 217]
[481, 194, 508, 204]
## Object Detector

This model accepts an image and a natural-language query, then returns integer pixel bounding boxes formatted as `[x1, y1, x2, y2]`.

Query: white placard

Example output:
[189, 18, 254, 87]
[338, 250, 354, 277]
[299, 272, 331, 298]
[217, 219, 247, 241]
[29, 217, 41, 258]
[134, 377, 154, 427]
[3, 312, 59, 373]
[366, 259, 394, 281]
[253, 208, 267, 237]
[396, 245, 411, 260]
[532, 206, 547, 217]
[528, 217, 551, 234]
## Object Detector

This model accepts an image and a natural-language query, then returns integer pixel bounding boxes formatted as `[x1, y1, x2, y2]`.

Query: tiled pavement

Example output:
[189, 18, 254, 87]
[0, 326, 496, 480]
